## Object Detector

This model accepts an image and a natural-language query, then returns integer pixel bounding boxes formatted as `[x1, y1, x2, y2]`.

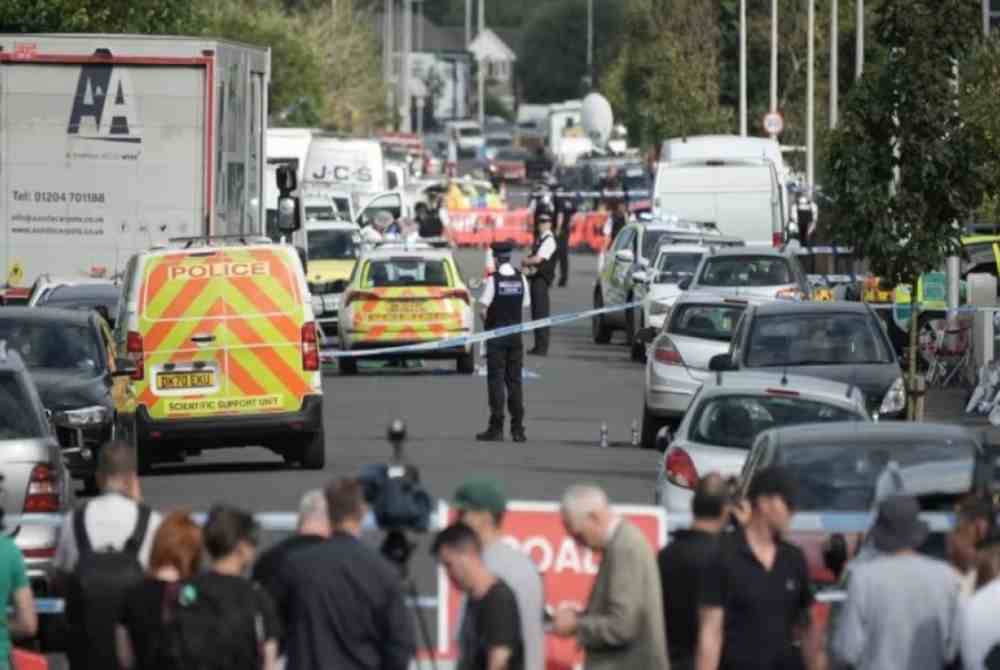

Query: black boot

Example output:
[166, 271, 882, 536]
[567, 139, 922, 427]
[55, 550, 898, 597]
[476, 424, 504, 442]
[511, 427, 527, 443]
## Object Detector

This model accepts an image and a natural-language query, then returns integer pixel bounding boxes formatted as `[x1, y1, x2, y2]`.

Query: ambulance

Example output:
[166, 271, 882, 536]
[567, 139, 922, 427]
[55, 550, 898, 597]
[112, 236, 325, 472]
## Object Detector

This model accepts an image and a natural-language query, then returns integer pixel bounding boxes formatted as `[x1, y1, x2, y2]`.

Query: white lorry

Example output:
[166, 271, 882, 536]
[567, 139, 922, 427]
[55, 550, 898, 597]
[653, 135, 787, 247]
[0, 34, 270, 303]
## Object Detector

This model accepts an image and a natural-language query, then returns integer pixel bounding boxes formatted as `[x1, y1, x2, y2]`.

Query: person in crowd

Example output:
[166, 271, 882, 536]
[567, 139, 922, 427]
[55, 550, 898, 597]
[477, 242, 531, 443]
[553, 188, 576, 288]
[416, 202, 444, 239]
[0, 500, 37, 670]
[553, 484, 668, 670]
[55, 440, 162, 670]
[696, 466, 820, 670]
[116, 510, 203, 669]
[453, 479, 544, 670]
[961, 529, 1000, 668]
[607, 198, 628, 246]
[658, 473, 729, 670]
[253, 489, 331, 639]
[521, 213, 557, 356]
[433, 522, 524, 670]
[280, 478, 415, 670]
[948, 494, 996, 595]
[830, 494, 962, 670]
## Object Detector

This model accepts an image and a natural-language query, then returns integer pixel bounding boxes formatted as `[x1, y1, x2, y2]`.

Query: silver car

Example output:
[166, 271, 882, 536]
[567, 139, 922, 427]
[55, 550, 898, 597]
[680, 245, 812, 301]
[0, 341, 75, 597]
[654, 371, 869, 514]
[639, 292, 761, 447]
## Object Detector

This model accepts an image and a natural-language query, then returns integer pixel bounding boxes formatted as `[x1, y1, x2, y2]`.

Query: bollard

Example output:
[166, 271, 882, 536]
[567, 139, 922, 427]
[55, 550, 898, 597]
[600, 422, 609, 448]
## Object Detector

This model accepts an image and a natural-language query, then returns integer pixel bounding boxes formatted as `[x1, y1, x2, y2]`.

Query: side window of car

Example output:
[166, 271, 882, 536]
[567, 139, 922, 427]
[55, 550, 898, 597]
[730, 311, 749, 357]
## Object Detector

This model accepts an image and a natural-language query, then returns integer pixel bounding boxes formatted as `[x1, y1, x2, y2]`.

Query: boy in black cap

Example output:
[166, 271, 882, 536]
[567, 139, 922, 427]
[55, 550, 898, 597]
[477, 242, 530, 442]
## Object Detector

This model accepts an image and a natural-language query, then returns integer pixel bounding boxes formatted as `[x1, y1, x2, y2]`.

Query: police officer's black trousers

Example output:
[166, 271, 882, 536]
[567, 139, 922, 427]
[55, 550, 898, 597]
[529, 277, 550, 353]
[486, 339, 524, 430]
[556, 233, 570, 285]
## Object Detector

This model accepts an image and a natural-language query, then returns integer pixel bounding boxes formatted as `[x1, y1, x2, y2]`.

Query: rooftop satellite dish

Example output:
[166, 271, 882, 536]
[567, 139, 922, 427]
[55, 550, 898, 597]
[582, 92, 614, 149]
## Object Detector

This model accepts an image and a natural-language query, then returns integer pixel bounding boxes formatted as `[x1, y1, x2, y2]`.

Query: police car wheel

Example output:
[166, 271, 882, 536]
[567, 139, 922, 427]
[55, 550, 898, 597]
[456, 352, 475, 375]
[339, 357, 359, 375]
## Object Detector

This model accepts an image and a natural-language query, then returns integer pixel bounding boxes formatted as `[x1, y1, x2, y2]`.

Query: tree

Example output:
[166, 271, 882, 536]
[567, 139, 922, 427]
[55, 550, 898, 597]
[961, 36, 1000, 231]
[0, 0, 201, 33]
[825, 0, 986, 418]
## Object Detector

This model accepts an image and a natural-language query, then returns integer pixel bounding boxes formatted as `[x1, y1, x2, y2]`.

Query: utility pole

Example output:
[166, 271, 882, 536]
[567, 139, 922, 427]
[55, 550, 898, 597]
[830, 0, 838, 128]
[400, 0, 412, 132]
[769, 0, 778, 117]
[465, 0, 472, 46]
[807, 0, 815, 191]
[587, 0, 594, 89]
[384, 0, 394, 123]
[477, 0, 485, 129]
[416, 0, 423, 52]
[739, 0, 747, 136]
[855, 0, 863, 80]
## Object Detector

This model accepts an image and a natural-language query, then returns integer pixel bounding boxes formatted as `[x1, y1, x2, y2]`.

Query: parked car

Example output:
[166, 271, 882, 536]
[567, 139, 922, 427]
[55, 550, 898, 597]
[740, 422, 994, 584]
[26, 275, 116, 308]
[593, 217, 740, 352]
[709, 301, 906, 419]
[0, 339, 76, 603]
[680, 245, 812, 301]
[639, 292, 760, 440]
[487, 148, 532, 184]
[654, 372, 868, 512]
[32, 282, 121, 328]
[0, 307, 132, 491]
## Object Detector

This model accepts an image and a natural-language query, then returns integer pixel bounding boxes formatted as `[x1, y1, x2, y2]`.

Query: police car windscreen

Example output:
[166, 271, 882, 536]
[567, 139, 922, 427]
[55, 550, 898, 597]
[654, 252, 703, 283]
[0, 322, 102, 373]
[0, 372, 44, 440]
[308, 230, 358, 261]
[364, 259, 451, 288]
[698, 256, 792, 287]
[775, 440, 975, 511]
[690, 394, 862, 451]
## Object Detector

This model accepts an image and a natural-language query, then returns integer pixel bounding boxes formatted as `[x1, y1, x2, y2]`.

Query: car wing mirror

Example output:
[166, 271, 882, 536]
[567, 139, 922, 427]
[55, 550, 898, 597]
[678, 276, 692, 290]
[632, 270, 648, 284]
[708, 353, 733, 372]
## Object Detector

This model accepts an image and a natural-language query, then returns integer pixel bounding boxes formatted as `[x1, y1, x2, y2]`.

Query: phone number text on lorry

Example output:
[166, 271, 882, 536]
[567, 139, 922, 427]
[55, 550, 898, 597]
[12, 190, 106, 204]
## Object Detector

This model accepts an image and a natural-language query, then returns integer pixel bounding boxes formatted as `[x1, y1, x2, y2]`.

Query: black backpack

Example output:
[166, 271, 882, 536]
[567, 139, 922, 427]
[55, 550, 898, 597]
[65, 501, 152, 670]
[157, 577, 264, 670]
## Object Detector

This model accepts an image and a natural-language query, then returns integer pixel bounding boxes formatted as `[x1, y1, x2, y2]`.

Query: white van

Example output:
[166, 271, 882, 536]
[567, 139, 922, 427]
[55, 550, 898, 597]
[302, 136, 387, 202]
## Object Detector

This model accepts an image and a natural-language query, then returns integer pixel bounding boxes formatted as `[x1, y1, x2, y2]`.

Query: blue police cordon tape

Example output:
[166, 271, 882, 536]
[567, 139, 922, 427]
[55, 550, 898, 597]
[10, 508, 950, 614]
[320, 299, 647, 361]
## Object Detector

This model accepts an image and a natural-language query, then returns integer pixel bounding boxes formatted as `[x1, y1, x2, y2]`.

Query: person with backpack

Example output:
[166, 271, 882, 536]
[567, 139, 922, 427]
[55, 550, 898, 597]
[115, 510, 203, 669]
[53, 440, 162, 670]
[159, 505, 280, 670]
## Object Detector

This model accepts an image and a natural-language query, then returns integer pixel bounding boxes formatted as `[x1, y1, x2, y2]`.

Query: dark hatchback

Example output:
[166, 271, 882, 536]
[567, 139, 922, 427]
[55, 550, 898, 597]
[711, 301, 906, 419]
[0, 308, 133, 490]
[34, 283, 121, 328]
[741, 422, 995, 584]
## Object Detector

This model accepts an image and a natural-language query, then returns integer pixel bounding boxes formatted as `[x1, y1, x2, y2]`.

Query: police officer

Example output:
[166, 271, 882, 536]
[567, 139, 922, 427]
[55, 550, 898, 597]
[522, 213, 557, 356]
[477, 242, 530, 443]
[554, 186, 576, 287]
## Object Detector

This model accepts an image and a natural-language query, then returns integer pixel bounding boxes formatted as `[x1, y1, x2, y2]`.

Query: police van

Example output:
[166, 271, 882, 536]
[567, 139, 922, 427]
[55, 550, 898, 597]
[112, 236, 325, 472]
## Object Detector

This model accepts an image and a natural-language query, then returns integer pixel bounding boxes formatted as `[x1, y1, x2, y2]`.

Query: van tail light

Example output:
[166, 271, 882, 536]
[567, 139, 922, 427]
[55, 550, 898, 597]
[25, 464, 60, 513]
[126, 331, 144, 381]
[654, 338, 684, 366]
[442, 289, 471, 305]
[302, 322, 320, 371]
[773, 232, 783, 248]
[665, 448, 699, 490]
[345, 291, 379, 307]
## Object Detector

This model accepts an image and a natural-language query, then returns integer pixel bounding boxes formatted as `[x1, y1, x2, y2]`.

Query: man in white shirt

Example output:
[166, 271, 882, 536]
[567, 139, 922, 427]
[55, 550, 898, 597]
[521, 214, 557, 356]
[477, 242, 530, 442]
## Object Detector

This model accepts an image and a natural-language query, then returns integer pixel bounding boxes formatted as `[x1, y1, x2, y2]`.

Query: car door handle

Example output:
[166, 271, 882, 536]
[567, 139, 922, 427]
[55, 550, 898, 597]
[191, 334, 216, 344]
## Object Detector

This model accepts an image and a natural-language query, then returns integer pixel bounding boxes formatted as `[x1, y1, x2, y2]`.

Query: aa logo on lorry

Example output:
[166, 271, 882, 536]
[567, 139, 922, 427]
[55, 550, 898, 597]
[67, 64, 142, 143]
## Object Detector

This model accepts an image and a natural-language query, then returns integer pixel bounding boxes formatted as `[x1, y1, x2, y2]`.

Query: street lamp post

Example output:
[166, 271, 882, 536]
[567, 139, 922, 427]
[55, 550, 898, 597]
[770, 0, 778, 117]
[739, 0, 747, 136]
[807, 0, 815, 191]
[400, 0, 412, 133]
[830, 0, 838, 128]
[856, 0, 864, 80]
[587, 0, 594, 89]
[477, 0, 485, 129]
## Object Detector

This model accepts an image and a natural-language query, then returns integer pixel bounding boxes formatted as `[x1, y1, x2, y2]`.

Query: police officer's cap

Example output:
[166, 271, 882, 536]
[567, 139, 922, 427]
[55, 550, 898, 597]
[537, 212, 553, 224]
[491, 242, 514, 258]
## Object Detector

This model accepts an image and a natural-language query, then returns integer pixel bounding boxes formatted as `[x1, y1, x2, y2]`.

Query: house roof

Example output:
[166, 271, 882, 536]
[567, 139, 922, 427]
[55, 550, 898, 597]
[372, 10, 468, 53]
[468, 28, 516, 62]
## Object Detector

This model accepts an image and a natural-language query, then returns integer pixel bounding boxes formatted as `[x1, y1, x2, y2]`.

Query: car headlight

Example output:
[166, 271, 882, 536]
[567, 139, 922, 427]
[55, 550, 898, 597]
[879, 377, 906, 415]
[56, 405, 110, 426]
[649, 301, 671, 316]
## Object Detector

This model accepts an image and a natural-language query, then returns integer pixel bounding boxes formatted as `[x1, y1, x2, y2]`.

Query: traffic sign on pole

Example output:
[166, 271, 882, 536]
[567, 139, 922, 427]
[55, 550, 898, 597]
[764, 111, 784, 136]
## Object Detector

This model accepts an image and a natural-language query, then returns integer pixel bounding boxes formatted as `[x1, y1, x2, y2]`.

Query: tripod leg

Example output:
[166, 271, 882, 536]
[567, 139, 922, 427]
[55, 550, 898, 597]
[404, 576, 439, 670]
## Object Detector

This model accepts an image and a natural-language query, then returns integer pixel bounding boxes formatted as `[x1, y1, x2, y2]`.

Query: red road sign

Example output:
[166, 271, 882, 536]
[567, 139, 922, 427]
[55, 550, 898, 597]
[437, 500, 667, 670]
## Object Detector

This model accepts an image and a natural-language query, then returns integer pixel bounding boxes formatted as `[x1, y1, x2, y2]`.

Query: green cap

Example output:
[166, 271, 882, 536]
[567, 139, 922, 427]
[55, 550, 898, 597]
[453, 479, 507, 516]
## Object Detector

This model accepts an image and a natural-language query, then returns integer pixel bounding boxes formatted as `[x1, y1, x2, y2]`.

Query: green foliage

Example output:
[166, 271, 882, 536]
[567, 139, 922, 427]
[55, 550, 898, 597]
[0, 0, 201, 33]
[485, 92, 512, 121]
[961, 36, 1000, 229]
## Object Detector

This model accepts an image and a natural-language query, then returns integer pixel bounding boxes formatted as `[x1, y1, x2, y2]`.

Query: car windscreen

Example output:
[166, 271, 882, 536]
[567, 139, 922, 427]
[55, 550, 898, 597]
[307, 229, 358, 261]
[654, 252, 703, 283]
[691, 395, 862, 450]
[697, 255, 793, 287]
[668, 303, 745, 342]
[459, 127, 482, 138]
[746, 312, 893, 367]
[0, 321, 102, 373]
[363, 259, 451, 288]
[40, 285, 120, 314]
[0, 372, 43, 440]
[775, 440, 976, 511]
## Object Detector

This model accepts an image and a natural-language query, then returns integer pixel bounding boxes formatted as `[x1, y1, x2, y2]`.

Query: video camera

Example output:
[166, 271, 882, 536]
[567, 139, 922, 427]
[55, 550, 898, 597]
[358, 419, 433, 535]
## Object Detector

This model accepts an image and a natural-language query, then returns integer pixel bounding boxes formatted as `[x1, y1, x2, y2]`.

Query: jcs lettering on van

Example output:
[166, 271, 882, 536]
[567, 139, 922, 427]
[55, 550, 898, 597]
[168, 262, 269, 280]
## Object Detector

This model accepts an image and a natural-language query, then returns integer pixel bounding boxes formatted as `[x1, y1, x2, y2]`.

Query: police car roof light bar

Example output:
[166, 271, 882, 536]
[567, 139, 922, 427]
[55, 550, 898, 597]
[168, 235, 274, 249]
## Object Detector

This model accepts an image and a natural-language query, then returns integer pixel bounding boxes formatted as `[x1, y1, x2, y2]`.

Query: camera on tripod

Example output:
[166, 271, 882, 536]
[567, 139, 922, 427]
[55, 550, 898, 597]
[358, 419, 433, 566]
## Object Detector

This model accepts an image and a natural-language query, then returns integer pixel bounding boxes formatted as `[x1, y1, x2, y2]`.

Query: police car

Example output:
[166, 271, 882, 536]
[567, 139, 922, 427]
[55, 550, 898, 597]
[337, 242, 475, 375]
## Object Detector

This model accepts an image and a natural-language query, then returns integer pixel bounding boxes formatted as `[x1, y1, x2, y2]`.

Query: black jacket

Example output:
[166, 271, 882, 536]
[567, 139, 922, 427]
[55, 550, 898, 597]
[657, 528, 721, 667]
